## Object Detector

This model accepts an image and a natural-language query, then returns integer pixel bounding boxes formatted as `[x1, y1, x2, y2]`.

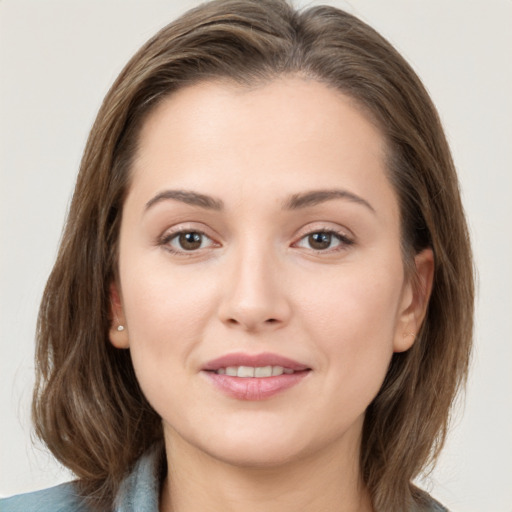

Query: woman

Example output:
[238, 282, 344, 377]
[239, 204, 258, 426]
[1, 0, 473, 511]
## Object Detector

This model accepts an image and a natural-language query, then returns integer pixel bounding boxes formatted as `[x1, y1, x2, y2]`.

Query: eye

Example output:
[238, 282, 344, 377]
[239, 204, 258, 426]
[162, 230, 216, 253]
[295, 230, 353, 252]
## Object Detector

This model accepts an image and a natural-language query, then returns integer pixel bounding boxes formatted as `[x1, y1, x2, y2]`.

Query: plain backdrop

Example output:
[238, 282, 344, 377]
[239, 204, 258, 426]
[1, 1, 511, 510]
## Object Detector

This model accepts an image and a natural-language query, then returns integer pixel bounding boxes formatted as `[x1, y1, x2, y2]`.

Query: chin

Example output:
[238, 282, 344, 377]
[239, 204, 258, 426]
[182, 415, 349, 470]
[204, 439, 308, 469]
[165, 415, 311, 469]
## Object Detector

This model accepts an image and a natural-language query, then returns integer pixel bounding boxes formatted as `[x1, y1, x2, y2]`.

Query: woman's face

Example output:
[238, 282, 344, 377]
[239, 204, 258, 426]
[110, 77, 432, 467]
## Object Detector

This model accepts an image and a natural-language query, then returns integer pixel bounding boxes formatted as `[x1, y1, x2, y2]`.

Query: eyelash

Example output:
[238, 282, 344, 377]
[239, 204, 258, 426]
[293, 229, 354, 253]
[158, 230, 218, 256]
[158, 228, 354, 256]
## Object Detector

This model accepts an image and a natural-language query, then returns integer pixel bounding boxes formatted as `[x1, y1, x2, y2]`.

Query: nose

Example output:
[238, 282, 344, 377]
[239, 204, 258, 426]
[218, 245, 292, 332]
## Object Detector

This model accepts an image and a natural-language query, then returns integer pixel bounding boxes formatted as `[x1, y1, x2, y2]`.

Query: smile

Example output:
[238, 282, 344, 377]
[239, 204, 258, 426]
[214, 365, 295, 377]
[202, 352, 311, 400]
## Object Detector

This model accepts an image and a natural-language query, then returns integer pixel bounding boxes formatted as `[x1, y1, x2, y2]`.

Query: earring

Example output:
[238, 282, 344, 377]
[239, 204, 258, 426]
[117, 325, 125, 332]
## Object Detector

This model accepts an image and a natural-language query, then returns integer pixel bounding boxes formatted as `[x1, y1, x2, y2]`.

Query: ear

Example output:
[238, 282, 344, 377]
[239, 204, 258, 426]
[109, 282, 130, 349]
[393, 248, 435, 353]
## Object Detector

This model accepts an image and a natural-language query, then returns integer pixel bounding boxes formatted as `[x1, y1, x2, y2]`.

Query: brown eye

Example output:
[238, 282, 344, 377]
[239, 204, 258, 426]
[294, 230, 353, 253]
[177, 232, 203, 250]
[161, 229, 218, 255]
[308, 232, 334, 250]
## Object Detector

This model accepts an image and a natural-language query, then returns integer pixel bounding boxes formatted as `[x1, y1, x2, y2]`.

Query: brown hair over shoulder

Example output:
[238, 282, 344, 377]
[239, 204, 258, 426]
[33, 1, 474, 510]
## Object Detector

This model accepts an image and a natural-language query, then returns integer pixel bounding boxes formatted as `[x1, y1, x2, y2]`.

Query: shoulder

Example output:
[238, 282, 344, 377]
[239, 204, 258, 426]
[0, 444, 164, 512]
[412, 487, 450, 512]
[425, 497, 449, 512]
[420, 498, 449, 512]
[0, 482, 90, 512]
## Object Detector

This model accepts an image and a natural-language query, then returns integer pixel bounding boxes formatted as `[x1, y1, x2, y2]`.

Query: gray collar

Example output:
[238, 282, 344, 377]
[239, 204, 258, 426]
[114, 443, 164, 512]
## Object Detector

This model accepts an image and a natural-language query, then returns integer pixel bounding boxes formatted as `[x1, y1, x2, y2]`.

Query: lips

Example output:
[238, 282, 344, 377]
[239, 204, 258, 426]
[203, 352, 310, 372]
[202, 352, 311, 401]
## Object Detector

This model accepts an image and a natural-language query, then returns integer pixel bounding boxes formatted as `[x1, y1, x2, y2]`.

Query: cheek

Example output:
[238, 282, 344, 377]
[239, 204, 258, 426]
[301, 264, 403, 339]
[296, 263, 403, 388]
[118, 270, 221, 431]
[118, 254, 220, 395]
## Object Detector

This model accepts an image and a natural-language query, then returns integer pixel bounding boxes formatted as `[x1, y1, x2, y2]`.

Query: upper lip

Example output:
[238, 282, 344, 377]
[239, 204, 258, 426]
[202, 352, 310, 372]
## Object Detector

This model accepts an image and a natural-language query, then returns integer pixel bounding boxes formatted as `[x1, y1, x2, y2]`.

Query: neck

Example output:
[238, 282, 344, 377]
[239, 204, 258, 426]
[160, 426, 373, 512]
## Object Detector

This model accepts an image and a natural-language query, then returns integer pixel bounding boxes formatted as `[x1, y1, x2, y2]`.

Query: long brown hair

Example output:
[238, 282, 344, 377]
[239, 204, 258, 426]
[33, 1, 474, 510]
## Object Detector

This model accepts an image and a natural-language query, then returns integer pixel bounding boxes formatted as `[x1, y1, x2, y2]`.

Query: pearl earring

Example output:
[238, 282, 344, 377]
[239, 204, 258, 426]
[117, 325, 125, 332]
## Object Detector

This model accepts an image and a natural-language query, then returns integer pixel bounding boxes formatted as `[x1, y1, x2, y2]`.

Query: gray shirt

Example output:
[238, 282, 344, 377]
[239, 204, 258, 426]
[0, 444, 161, 512]
[0, 444, 448, 511]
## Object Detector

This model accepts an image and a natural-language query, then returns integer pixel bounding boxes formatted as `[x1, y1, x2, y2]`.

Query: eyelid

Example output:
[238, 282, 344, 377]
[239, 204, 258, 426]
[291, 223, 355, 252]
[156, 222, 354, 256]
[294, 222, 354, 240]
[157, 223, 221, 255]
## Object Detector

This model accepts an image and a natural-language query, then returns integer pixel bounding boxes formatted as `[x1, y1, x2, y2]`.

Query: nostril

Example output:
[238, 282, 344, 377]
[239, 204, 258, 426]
[222, 315, 284, 330]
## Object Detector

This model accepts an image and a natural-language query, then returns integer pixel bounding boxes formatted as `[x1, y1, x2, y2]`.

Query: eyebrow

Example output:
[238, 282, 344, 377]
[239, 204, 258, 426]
[144, 188, 375, 214]
[145, 190, 224, 211]
[283, 189, 375, 213]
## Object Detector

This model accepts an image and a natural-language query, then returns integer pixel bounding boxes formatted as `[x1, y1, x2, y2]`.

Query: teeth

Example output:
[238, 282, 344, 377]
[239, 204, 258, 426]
[217, 365, 293, 377]
[254, 366, 272, 377]
[237, 366, 255, 378]
[272, 366, 284, 376]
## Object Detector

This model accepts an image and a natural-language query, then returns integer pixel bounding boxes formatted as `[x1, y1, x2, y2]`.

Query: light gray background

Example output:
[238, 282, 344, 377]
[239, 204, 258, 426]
[1, 1, 511, 510]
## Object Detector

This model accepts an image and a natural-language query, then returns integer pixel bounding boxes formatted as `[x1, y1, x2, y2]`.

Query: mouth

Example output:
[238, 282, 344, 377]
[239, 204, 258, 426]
[202, 352, 311, 400]
[212, 365, 297, 377]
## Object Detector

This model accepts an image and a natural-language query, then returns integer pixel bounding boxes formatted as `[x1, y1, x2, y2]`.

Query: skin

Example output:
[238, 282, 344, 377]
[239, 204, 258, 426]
[109, 77, 434, 512]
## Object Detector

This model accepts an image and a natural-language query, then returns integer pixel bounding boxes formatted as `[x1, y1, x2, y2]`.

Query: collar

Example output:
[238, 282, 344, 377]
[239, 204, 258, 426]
[114, 443, 164, 512]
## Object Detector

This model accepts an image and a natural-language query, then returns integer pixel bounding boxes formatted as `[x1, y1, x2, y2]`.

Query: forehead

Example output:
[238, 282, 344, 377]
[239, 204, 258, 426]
[137, 76, 385, 159]
[128, 77, 397, 221]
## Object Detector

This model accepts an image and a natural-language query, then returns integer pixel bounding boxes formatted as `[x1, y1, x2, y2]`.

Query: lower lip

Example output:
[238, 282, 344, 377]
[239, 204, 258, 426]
[203, 371, 310, 401]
